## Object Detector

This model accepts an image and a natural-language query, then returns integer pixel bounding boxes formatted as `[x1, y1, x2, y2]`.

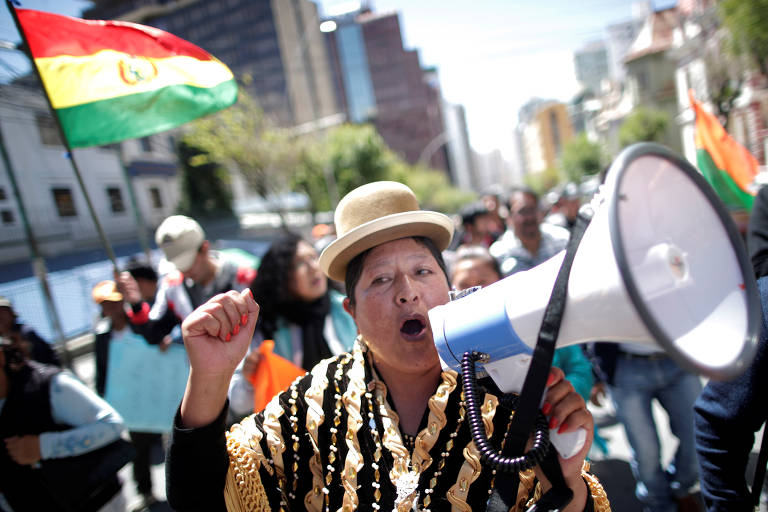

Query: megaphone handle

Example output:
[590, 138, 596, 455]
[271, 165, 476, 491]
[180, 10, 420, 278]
[539, 386, 587, 459]
[548, 427, 587, 459]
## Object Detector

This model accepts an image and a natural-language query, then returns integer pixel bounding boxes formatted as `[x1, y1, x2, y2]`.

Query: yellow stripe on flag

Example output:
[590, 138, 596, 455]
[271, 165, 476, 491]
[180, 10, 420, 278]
[37, 49, 234, 109]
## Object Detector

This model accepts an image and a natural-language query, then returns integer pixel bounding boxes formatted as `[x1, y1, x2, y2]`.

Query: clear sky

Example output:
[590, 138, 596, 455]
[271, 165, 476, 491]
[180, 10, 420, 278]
[317, 0, 677, 156]
[0, 0, 677, 157]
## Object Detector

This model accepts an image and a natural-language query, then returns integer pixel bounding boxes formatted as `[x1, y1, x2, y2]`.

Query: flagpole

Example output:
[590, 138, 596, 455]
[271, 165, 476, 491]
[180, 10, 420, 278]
[0, 120, 70, 368]
[117, 144, 153, 261]
[6, 0, 119, 271]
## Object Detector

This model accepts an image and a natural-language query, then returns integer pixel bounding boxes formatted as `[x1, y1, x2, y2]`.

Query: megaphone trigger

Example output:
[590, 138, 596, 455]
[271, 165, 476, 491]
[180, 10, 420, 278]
[549, 428, 587, 460]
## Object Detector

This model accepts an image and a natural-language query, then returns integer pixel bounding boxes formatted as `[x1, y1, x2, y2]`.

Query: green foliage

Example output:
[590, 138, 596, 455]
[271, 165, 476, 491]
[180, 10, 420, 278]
[176, 140, 234, 218]
[291, 124, 395, 212]
[560, 134, 605, 183]
[618, 107, 670, 148]
[719, 0, 768, 77]
[181, 90, 300, 198]
[181, 89, 471, 216]
[524, 166, 561, 196]
[391, 163, 476, 212]
[292, 123, 473, 214]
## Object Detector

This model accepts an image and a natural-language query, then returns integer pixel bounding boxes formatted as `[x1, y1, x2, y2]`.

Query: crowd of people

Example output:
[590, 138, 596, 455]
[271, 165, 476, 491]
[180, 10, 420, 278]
[2, 177, 768, 512]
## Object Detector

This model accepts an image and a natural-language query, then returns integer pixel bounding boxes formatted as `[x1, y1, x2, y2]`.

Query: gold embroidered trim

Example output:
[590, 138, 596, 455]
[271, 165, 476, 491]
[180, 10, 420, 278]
[340, 344, 366, 510]
[302, 356, 333, 511]
[446, 393, 499, 511]
[412, 369, 457, 472]
[262, 396, 287, 498]
[515, 469, 538, 512]
[364, 352, 409, 474]
[225, 416, 270, 511]
[584, 470, 611, 511]
[224, 459, 270, 512]
[523, 462, 612, 511]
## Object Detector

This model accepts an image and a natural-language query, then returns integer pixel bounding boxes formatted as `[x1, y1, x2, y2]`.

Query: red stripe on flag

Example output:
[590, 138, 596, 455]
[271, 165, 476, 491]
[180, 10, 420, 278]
[17, 8, 213, 61]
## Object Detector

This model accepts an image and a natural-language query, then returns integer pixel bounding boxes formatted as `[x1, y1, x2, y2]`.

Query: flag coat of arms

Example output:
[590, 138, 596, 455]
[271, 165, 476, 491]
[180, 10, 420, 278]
[16, 8, 238, 148]
[688, 89, 757, 211]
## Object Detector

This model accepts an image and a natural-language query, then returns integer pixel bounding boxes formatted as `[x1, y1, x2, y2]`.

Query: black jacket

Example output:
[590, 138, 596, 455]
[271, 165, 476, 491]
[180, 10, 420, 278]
[694, 276, 768, 510]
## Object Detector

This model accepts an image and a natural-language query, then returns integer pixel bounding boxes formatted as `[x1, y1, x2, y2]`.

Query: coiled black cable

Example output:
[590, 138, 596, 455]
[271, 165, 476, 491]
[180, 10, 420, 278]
[461, 351, 551, 473]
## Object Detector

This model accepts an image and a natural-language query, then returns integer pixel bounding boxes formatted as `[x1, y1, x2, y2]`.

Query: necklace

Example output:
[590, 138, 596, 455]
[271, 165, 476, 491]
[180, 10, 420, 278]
[323, 352, 353, 511]
[401, 433, 416, 452]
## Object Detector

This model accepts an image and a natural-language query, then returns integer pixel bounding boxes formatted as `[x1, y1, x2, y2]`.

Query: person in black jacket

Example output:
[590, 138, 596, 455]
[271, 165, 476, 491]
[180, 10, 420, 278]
[748, 185, 768, 279]
[0, 334, 127, 511]
[694, 275, 768, 510]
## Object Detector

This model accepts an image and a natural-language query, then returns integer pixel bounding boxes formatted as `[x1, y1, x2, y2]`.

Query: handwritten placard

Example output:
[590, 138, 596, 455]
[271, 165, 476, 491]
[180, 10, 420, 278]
[104, 333, 189, 433]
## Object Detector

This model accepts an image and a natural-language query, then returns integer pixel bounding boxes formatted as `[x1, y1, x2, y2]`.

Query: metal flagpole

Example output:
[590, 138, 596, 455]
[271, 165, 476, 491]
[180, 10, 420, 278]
[0, 121, 70, 367]
[117, 144, 153, 261]
[7, 0, 119, 271]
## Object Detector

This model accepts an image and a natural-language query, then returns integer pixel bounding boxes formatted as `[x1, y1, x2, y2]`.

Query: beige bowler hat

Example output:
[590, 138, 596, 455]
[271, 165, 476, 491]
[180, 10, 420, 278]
[319, 181, 454, 282]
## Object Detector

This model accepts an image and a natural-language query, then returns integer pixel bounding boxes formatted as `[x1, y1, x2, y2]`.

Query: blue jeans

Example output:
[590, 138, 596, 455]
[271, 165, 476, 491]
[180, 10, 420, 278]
[609, 354, 702, 512]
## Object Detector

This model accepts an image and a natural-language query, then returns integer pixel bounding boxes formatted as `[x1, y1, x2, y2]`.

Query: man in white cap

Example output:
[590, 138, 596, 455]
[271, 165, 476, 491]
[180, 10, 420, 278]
[117, 215, 255, 345]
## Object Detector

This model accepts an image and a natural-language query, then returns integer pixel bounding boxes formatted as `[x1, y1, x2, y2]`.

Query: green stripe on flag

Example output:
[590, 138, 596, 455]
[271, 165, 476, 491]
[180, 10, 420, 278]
[696, 148, 754, 211]
[57, 79, 237, 148]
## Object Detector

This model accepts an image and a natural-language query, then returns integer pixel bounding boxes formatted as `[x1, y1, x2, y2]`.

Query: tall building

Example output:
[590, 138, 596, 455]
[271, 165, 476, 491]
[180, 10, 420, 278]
[518, 100, 574, 175]
[322, 8, 449, 172]
[605, 18, 645, 86]
[84, 0, 339, 128]
[574, 41, 610, 95]
[442, 102, 475, 190]
[624, 7, 683, 153]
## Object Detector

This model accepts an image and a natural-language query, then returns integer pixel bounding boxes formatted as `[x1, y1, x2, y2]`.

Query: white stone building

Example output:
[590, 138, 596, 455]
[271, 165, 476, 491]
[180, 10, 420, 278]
[0, 82, 180, 265]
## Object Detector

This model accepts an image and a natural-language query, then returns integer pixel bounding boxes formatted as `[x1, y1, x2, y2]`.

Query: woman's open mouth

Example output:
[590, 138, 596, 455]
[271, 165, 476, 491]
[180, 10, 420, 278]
[400, 315, 427, 340]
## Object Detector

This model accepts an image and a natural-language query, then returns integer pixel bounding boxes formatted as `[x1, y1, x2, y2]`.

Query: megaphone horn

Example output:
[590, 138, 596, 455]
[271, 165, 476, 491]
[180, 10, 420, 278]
[428, 142, 761, 456]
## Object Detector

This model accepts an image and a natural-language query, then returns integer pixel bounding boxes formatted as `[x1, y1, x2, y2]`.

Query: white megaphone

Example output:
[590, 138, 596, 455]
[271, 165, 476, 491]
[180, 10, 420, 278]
[428, 143, 760, 458]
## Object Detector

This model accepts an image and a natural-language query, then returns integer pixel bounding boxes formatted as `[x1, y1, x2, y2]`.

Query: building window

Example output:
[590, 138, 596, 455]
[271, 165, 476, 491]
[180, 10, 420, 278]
[52, 188, 77, 217]
[36, 114, 61, 146]
[149, 187, 163, 209]
[140, 136, 153, 152]
[0, 187, 6, 200]
[106, 187, 125, 213]
[1, 209, 13, 224]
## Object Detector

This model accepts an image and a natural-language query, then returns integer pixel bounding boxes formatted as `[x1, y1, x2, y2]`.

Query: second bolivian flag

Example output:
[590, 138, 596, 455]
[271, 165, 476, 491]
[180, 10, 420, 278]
[688, 89, 757, 211]
[16, 8, 238, 148]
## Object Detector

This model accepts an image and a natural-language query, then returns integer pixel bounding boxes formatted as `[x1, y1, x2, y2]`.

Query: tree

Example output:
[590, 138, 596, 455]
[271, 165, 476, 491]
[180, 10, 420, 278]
[292, 123, 474, 214]
[560, 134, 605, 183]
[176, 140, 234, 218]
[181, 89, 299, 199]
[291, 124, 395, 213]
[618, 107, 670, 148]
[524, 166, 561, 196]
[390, 162, 475, 213]
[719, 0, 768, 78]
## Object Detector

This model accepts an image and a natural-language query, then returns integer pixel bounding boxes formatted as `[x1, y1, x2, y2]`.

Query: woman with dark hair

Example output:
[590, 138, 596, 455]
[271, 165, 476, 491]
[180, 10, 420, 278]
[228, 232, 357, 419]
[168, 182, 607, 512]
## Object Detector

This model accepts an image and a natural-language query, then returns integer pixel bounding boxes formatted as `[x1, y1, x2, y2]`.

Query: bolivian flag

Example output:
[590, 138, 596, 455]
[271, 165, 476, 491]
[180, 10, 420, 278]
[16, 8, 238, 148]
[688, 89, 757, 211]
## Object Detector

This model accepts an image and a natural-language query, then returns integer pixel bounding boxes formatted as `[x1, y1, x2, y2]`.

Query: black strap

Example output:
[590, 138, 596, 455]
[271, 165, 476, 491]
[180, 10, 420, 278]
[486, 209, 592, 512]
[753, 423, 768, 506]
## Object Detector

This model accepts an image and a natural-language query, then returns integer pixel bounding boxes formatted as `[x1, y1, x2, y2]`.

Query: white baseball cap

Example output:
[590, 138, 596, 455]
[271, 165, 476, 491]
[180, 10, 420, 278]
[154, 215, 205, 272]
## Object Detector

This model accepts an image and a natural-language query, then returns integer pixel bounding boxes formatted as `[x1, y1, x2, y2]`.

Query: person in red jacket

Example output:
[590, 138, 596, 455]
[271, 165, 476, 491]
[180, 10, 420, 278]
[116, 215, 255, 346]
